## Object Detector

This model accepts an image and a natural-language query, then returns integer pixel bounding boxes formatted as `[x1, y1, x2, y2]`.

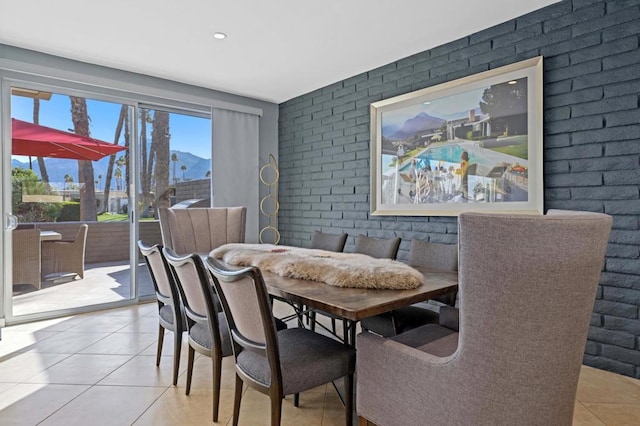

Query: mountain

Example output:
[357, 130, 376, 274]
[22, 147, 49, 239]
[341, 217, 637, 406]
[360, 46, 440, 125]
[168, 150, 211, 182]
[13, 150, 211, 189]
[381, 123, 400, 137]
[390, 112, 445, 140]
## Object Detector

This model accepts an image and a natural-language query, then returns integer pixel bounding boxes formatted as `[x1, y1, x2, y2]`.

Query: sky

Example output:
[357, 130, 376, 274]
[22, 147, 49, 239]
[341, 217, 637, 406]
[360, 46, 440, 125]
[382, 86, 488, 127]
[11, 93, 212, 159]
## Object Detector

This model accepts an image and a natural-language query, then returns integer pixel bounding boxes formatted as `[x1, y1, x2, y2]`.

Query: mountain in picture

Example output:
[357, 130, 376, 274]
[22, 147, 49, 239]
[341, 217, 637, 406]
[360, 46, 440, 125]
[388, 112, 445, 140]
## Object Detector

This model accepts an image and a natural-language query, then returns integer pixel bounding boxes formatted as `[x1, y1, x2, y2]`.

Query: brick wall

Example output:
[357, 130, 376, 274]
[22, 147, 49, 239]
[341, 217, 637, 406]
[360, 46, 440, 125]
[278, 0, 640, 378]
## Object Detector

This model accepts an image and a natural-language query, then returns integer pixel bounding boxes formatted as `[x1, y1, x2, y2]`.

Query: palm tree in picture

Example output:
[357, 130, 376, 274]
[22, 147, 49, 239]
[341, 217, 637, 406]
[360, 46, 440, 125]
[205, 170, 211, 178]
[171, 153, 178, 184]
[181, 164, 187, 181]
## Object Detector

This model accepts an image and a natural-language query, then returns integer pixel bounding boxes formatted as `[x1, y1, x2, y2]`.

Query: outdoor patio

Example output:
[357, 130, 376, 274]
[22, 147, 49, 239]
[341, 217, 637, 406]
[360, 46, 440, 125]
[12, 260, 154, 317]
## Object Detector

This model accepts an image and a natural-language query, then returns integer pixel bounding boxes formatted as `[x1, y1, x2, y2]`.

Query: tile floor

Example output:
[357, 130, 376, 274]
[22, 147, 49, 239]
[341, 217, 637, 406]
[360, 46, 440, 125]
[1, 302, 640, 425]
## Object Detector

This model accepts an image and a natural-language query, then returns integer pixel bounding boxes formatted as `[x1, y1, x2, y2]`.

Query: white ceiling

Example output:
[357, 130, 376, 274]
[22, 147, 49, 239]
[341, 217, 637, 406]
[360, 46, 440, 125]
[0, 0, 559, 104]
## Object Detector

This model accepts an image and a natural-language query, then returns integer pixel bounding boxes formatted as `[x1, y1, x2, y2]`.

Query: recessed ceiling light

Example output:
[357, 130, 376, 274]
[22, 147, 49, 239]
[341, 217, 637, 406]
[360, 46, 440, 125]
[213, 32, 227, 40]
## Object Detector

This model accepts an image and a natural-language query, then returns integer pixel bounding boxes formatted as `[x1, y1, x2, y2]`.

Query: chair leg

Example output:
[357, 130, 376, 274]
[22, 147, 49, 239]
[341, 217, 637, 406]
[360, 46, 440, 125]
[172, 329, 182, 386]
[212, 355, 222, 422]
[270, 394, 283, 426]
[331, 318, 337, 334]
[156, 324, 164, 367]
[233, 373, 243, 426]
[342, 320, 349, 345]
[294, 392, 299, 407]
[186, 346, 195, 395]
[345, 374, 354, 426]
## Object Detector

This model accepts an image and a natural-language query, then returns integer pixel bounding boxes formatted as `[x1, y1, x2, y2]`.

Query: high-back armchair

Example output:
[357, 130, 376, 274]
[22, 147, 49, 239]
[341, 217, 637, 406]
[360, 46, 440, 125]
[356, 210, 612, 426]
[158, 206, 246, 255]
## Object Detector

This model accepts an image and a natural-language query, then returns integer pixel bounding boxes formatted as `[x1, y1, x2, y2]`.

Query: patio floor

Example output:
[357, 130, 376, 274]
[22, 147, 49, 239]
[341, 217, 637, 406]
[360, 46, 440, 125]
[12, 261, 154, 318]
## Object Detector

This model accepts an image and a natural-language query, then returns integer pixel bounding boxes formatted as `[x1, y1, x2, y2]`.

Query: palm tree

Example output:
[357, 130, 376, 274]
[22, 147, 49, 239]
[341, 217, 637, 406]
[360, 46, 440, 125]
[150, 110, 170, 215]
[114, 167, 122, 191]
[63, 174, 73, 201]
[64, 174, 73, 189]
[33, 97, 50, 183]
[171, 153, 178, 184]
[70, 96, 97, 221]
[181, 164, 187, 181]
[102, 104, 127, 213]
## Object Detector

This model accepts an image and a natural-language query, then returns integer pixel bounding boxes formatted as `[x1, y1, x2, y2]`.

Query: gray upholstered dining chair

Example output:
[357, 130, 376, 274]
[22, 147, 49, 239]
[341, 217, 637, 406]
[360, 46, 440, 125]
[163, 248, 233, 423]
[360, 240, 458, 337]
[206, 257, 356, 426]
[310, 230, 348, 252]
[312, 234, 402, 343]
[356, 210, 612, 426]
[353, 234, 401, 259]
[158, 206, 246, 255]
[311, 233, 401, 342]
[307, 230, 348, 332]
[138, 240, 184, 386]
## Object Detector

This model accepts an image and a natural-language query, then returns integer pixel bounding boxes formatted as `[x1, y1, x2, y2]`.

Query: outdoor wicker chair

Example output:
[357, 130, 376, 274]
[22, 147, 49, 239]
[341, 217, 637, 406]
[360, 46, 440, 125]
[41, 224, 88, 281]
[13, 228, 42, 290]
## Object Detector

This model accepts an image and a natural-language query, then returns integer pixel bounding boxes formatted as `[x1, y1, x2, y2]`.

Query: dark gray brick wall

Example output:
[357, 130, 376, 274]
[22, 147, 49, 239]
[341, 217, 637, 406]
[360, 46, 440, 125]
[278, 0, 640, 378]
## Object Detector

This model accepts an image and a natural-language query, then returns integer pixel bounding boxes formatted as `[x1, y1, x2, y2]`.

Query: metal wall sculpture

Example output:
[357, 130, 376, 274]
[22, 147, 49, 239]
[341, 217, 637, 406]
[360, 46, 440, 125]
[259, 153, 280, 244]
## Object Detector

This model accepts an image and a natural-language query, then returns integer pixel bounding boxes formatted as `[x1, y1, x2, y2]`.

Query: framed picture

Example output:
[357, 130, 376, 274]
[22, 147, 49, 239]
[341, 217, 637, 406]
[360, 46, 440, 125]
[370, 56, 543, 216]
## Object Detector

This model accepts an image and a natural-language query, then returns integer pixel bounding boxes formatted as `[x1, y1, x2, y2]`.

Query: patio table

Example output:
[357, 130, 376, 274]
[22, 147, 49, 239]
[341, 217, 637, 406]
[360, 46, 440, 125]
[39, 231, 62, 241]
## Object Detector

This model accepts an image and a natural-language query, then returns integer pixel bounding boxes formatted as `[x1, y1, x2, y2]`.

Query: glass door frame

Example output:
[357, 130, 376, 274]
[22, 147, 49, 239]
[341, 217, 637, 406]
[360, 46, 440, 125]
[1, 76, 142, 325]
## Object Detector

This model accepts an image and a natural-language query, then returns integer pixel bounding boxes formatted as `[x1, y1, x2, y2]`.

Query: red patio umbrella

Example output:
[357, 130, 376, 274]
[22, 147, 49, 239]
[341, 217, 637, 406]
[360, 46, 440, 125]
[11, 118, 126, 161]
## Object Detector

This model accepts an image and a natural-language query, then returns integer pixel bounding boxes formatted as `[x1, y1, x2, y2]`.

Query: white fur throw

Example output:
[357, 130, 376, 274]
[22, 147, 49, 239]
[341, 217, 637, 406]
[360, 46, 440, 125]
[210, 243, 424, 290]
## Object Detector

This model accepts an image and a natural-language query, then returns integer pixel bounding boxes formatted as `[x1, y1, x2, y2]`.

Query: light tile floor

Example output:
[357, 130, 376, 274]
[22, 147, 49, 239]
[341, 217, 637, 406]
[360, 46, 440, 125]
[1, 302, 640, 425]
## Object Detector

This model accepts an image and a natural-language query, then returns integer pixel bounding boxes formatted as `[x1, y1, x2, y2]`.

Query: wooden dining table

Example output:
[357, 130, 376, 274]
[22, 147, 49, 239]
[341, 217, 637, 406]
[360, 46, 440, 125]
[211, 252, 458, 415]
[213, 254, 458, 346]
[265, 267, 457, 345]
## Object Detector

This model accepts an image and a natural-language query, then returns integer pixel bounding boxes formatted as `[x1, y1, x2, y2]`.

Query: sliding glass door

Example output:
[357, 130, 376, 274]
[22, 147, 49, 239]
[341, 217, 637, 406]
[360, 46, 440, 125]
[136, 105, 212, 298]
[5, 83, 137, 321]
[3, 80, 213, 324]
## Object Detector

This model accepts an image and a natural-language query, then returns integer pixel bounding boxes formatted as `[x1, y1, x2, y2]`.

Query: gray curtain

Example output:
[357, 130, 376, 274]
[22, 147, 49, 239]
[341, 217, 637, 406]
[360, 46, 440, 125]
[212, 108, 259, 243]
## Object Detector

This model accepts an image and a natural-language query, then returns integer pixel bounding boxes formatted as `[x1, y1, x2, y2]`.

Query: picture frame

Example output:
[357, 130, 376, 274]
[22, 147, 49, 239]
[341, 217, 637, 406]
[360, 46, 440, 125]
[370, 56, 543, 216]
